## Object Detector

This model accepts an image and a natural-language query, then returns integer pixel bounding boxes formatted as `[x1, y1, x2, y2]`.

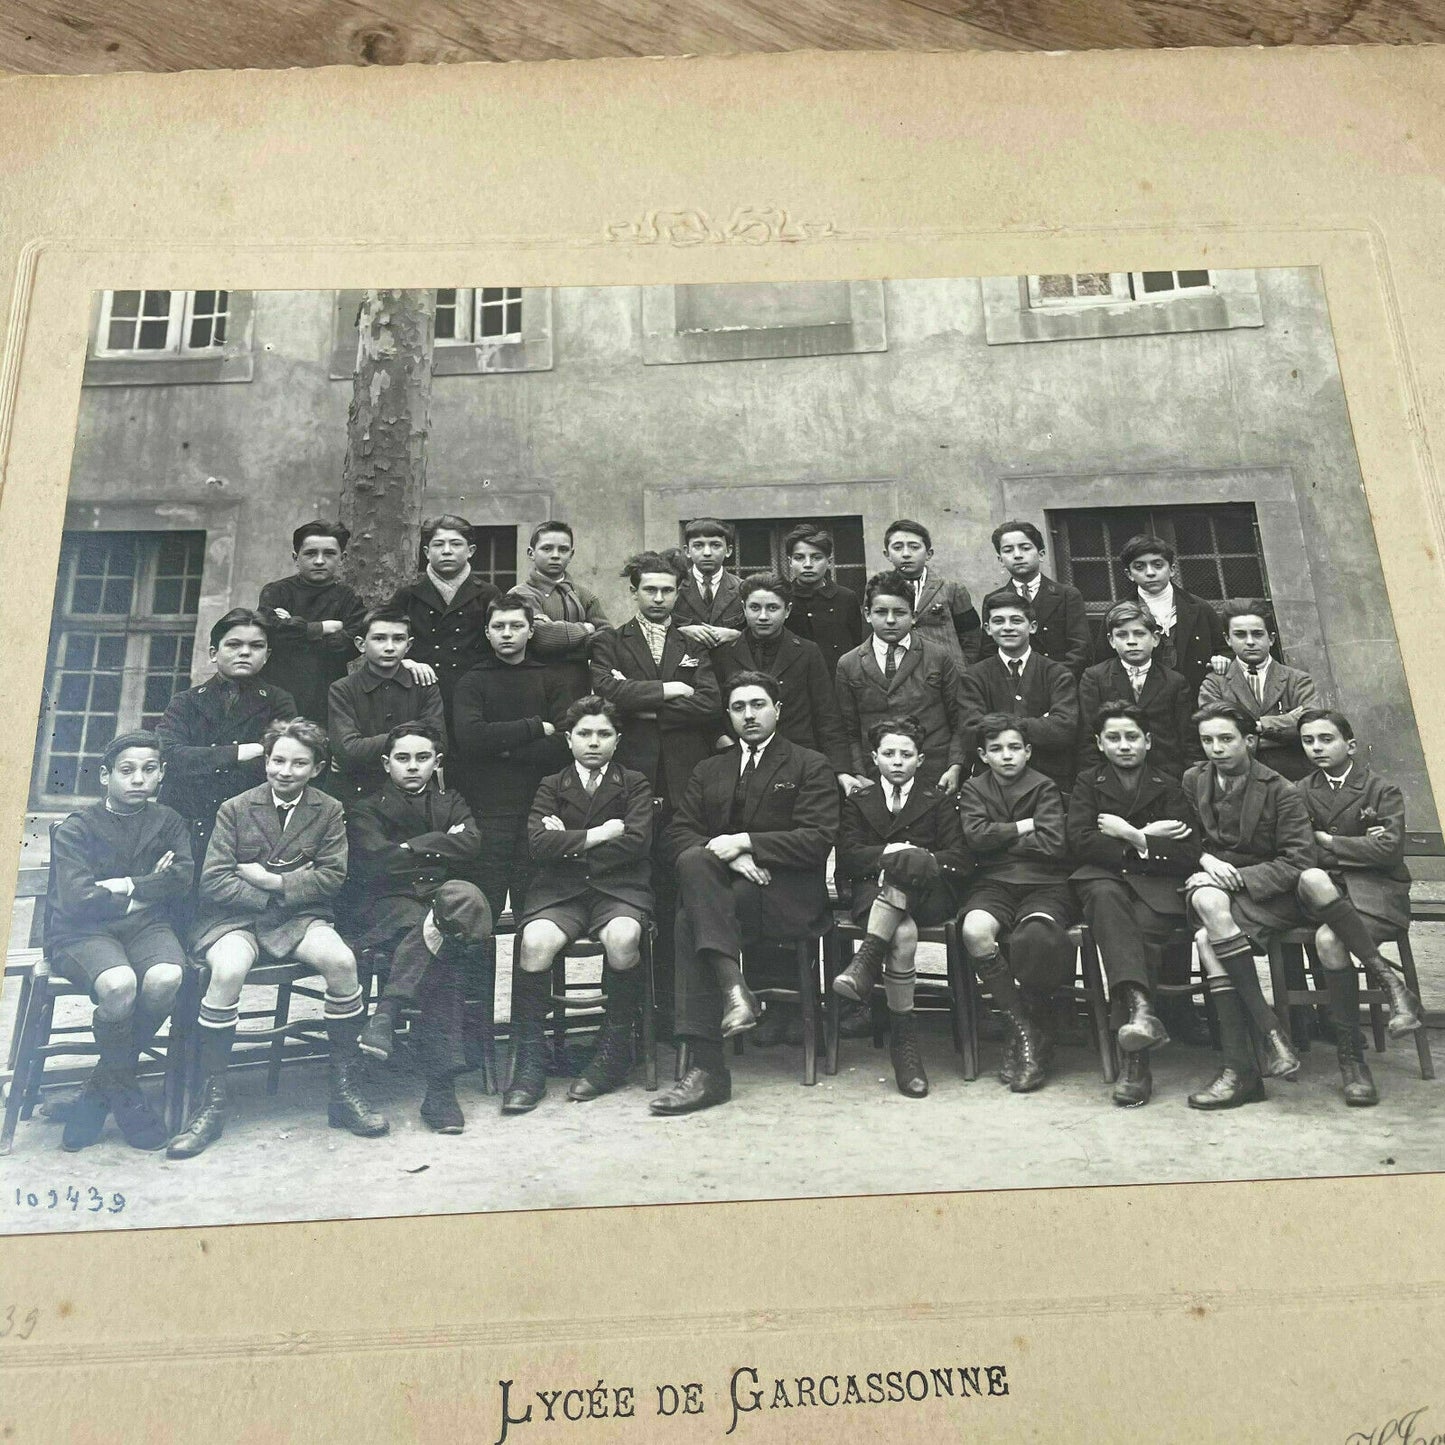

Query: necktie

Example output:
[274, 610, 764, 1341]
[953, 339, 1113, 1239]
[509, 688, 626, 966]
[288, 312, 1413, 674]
[730, 751, 758, 827]
[1247, 664, 1264, 703]
[701, 578, 715, 612]
[884, 644, 899, 681]
[889, 785, 903, 815]
[1128, 665, 1146, 699]
[583, 768, 600, 796]
[276, 802, 295, 831]
[557, 581, 581, 623]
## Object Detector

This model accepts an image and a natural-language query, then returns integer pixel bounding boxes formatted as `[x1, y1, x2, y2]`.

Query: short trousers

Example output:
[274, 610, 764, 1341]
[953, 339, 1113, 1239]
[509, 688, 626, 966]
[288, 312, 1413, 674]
[1185, 878, 1311, 948]
[52, 915, 186, 1000]
[961, 878, 1075, 934]
[520, 893, 646, 945]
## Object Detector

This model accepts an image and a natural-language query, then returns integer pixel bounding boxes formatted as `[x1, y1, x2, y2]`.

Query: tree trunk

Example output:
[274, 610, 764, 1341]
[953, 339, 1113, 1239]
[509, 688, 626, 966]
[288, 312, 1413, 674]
[338, 289, 435, 605]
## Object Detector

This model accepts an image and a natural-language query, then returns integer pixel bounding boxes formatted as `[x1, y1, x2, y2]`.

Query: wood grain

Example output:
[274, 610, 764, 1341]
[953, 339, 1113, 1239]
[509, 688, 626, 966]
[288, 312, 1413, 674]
[1, 0, 1443, 75]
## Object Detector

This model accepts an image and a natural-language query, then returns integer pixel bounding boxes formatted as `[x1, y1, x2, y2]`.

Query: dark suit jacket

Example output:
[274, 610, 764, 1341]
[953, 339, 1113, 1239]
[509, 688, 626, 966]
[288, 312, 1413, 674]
[525, 762, 655, 913]
[1076, 658, 1196, 778]
[1197, 660, 1317, 772]
[966, 575, 1092, 677]
[343, 782, 482, 946]
[673, 570, 745, 636]
[257, 575, 369, 725]
[385, 573, 502, 707]
[959, 652, 1080, 791]
[590, 620, 722, 804]
[834, 636, 966, 786]
[193, 784, 348, 955]
[1067, 762, 1201, 915]
[156, 676, 299, 855]
[327, 665, 448, 800]
[1181, 758, 1315, 903]
[664, 736, 839, 937]
[1295, 765, 1411, 929]
[837, 781, 970, 914]
[714, 630, 852, 773]
[1150, 587, 1226, 698]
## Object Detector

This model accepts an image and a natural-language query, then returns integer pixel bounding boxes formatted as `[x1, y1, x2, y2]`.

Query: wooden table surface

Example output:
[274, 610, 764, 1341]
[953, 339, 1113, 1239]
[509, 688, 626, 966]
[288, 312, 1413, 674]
[1, 0, 1443, 74]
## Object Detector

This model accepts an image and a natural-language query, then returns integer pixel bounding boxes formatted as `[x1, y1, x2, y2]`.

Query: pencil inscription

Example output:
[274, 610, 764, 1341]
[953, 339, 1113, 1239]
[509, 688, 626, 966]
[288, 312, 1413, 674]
[604, 206, 838, 245]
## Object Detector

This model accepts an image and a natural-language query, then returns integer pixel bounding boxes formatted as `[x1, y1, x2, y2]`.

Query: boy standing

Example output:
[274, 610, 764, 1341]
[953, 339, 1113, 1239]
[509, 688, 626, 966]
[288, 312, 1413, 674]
[1197, 601, 1317, 781]
[782, 523, 863, 677]
[978, 521, 1092, 677]
[257, 520, 369, 725]
[882, 518, 981, 668]
[46, 732, 192, 1152]
[510, 697, 655, 1111]
[514, 521, 611, 702]
[168, 718, 388, 1158]
[1067, 704, 1200, 1107]
[835, 571, 967, 794]
[960, 589, 1080, 794]
[327, 609, 446, 801]
[957, 715, 1076, 1093]
[156, 609, 297, 865]
[345, 723, 492, 1134]
[1118, 533, 1229, 698]
[673, 518, 745, 652]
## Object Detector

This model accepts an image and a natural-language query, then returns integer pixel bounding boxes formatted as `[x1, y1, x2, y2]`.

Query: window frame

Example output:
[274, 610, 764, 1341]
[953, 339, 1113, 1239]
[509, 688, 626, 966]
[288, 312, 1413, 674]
[84, 290, 256, 386]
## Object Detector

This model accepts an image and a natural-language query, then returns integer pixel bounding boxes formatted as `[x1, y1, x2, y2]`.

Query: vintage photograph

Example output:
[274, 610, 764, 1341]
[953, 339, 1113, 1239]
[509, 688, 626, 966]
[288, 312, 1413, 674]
[2, 267, 1440, 1233]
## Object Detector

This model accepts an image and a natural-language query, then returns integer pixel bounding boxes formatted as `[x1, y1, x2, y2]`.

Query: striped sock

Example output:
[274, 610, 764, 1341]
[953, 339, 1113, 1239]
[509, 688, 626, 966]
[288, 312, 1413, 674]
[198, 1001, 239, 1030]
[883, 959, 916, 1013]
[324, 986, 364, 1022]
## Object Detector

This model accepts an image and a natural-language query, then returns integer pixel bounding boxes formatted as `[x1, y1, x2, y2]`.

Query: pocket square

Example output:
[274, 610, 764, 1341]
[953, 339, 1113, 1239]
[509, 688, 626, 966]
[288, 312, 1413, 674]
[678, 655, 700, 668]
[772, 781, 796, 791]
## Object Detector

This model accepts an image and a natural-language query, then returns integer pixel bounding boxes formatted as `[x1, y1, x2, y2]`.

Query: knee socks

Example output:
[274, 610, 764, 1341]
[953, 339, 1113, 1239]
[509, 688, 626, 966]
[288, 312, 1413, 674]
[882, 952, 916, 1014]
[1210, 932, 1281, 1041]
[1206, 975, 1256, 1076]
[197, 999, 239, 1078]
[1323, 964, 1363, 1052]
[1316, 897, 1383, 968]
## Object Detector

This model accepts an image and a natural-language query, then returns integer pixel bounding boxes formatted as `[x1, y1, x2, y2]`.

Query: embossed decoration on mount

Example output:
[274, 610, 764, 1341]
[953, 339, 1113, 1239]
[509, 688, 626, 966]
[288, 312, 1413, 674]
[604, 207, 839, 245]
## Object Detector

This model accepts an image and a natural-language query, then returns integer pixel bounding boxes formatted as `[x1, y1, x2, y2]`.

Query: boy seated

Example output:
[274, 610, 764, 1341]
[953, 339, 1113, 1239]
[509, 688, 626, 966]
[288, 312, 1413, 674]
[167, 718, 388, 1158]
[977, 521, 1092, 677]
[328, 608, 447, 801]
[1197, 601, 1317, 781]
[46, 731, 192, 1152]
[1067, 704, 1201, 1107]
[957, 713, 1076, 1093]
[1076, 601, 1194, 779]
[960, 589, 1080, 794]
[833, 716, 970, 1098]
[1295, 709, 1424, 1105]
[508, 697, 655, 1112]
[258, 519, 369, 726]
[835, 570, 967, 794]
[882, 517, 981, 668]
[345, 723, 492, 1134]
[1180, 704, 1311, 1110]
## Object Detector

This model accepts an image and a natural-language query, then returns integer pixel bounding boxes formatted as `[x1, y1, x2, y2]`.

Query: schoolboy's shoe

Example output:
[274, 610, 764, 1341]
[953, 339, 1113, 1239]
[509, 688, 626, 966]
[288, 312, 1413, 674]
[109, 1082, 169, 1150]
[60, 1075, 110, 1153]
[166, 1077, 227, 1159]
[328, 1059, 390, 1137]
[420, 1080, 465, 1134]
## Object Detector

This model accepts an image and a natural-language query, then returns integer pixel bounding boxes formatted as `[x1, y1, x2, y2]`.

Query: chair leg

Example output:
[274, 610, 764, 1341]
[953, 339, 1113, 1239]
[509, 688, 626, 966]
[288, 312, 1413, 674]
[797, 939, 818, 1087]
[1, 976, 47, 1153]
[5, 972, 35, 1075]
[1266, 943, 1297, 1051]
[1395, 937, 1435, 1081]
[641, 926, 658, 1092]
[822, 935, 839, 1078]
[1079, 931, 1117, 1083]
[944, 920, 966, 1061]
[20, 989, 59, 1121]
[164, 965, 200, 1136]
[961, 947, 982, 1082]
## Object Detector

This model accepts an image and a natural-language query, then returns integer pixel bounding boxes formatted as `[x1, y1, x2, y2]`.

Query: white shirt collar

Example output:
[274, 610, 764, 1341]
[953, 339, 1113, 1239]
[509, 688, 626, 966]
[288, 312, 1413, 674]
[1243, 656, 1272, 677]
[1123, 657, 1152, 674]
[575, 761, 607, 788]
[998, 647, 1033, 670]
[692, 566, 720, 593]
[1014, 574, 1041, 600]
[871, 633, 912, 668]
[739, 734, 776, 764]
[886, 777, 916, 808]
[270, 790, 302, 812]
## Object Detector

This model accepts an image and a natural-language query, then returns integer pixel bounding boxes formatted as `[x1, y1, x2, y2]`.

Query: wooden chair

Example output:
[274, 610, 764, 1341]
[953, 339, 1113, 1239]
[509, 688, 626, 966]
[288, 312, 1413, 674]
[1266, 926, 1434, 1080]
[824, 915, 969, 1078]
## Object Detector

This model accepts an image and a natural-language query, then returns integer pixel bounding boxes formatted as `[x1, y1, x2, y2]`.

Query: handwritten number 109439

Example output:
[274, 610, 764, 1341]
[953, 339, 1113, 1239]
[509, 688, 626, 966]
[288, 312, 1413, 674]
[13, 1186, 125, 1213]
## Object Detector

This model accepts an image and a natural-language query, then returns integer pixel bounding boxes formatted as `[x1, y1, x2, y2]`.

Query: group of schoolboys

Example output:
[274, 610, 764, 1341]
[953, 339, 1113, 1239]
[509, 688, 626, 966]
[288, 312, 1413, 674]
[44, 513, 1426, 1159]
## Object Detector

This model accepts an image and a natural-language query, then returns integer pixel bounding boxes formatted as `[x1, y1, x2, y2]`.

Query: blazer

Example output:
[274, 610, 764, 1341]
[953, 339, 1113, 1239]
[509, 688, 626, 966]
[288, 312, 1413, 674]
[673, 570, 745, 637]
[193, 784, 349, 956]
[1076, 657, 1196, 778]
[836, 781, 971, 913]
[1197, 660, 1317, 765]
[957, 766, 1071, 886]
[1181, 758, 1316, 903]
[1067, 762, 1201, 915]
[714, 630, 853, 774]
[909, 572, 981, 670]
[327, 665, 448, 800]
[664, 736, 839, 937]
[525, 762, 655, 913]
[343, 782, 483, 946]
[834, 636, 966, 785]
[1295, 765, 1412, 930]
[385, 572, 503, 707]
[966, 575, 1092, 677]
[156, 676, 298, 855]
[256, 574, 369, 725]
[959, 652, 1080, 791]
[590, 619, 723, 804]
[1148, 587, 1226, 698]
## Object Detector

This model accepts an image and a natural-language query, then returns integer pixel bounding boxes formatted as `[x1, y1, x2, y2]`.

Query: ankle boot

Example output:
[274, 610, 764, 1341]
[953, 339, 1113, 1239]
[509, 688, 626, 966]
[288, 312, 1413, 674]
[978, 961, 1047, 1094]
[1187, 1067, 1267, 1109]
[328, 1057, 390, 1136]
[503, 1020, 549, 1114]
[420, 1077, 465, 1133]
[833, 935, 888, 1002]
[996, 1032, 1021, 1087]
[61, 1071, 111, 1152]
[359, 999, 400, 1062]
[887, 1010, 928, 1098]
[1337, 1031, 1379, 1107]
[1189, 987, 1264, 1110]
[166, 1076, 228, 1159]
[1361, 956, 1425, 1037]
[569, 1020, 636, 1101]
[1117, 986, 1169, 1053]
[1112, 1050, 1152, 1107]
[1261, 1028, 1302, 1080]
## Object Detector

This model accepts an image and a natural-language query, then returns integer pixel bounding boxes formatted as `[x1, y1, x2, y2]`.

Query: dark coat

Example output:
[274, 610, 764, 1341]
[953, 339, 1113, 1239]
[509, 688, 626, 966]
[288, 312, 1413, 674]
[256, 575, 369, 725]
[342, 781, 482, 948]
[966, 575, 1092, 677]
[1076, 657, 1196, 778]
[450, 657, 571, 815]
[1067, 762, 1200, 915]
[784, 580, 863, 678]
[834, 636, 966, 786]
[714, 630, 852, 774]
[590, 619, 723, 804]
[1295, 765, 1411, 930]
[327, 665, 448, 801]
[673, 569, 745, 636]
[525, 762, 655, 914]
[959, 652, 1080, 791]
[837, 781, 970, 918]
[957, 766, 1071, 886]
[47, 801, 194, 949]
[385, 573, 503, 709]
[1181, 758, 1315, 903]
[1149, 587, 1226, 698]
[193, 784, 349, 956]
[155, 676, 298, 857]
[664, 736, 839, 937]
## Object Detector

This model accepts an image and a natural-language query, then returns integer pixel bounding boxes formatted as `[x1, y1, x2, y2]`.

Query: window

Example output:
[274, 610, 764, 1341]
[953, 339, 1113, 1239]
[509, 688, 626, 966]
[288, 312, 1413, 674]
[85, 290, 255, 385]
[1049, 503, 1270, 654]
[1027, 271, 1213, 309]
[35, 532, 206, 805]
[435, 288, 523, 345]
[470, 525, 519, 592]
[706, 515, 867, 599]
